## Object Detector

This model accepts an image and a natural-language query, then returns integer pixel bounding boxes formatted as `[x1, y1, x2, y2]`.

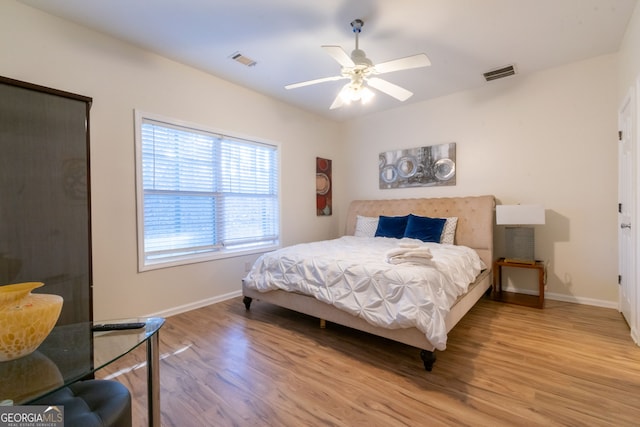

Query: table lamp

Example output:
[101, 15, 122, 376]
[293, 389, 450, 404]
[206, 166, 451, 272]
[496, 204, 545, 265]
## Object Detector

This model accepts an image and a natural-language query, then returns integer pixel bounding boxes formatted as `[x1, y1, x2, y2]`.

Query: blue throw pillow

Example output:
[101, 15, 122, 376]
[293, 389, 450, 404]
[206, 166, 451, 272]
[403, 214, 447, 242]
[374, 215, 409, 238]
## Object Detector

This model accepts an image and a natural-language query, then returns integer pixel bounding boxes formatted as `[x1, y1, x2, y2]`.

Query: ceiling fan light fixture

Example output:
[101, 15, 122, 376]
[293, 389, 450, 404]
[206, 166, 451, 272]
[338, 84, 356, 104]
[360, 86, 375, 104]
[285, 18, 429, 109]
[339, 83, 374, 104]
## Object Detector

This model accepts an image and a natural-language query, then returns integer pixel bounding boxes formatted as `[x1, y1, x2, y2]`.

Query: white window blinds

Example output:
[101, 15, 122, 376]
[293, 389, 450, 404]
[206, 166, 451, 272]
[137, 115, 279, 268]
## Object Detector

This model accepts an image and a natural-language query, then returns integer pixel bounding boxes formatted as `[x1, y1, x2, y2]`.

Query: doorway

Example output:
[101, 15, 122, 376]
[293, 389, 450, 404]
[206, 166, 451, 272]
[618, 85, 637, 341]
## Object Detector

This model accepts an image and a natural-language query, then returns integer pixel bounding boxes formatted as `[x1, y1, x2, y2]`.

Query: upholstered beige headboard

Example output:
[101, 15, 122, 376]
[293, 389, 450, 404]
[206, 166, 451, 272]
[345, 195, 496, 268]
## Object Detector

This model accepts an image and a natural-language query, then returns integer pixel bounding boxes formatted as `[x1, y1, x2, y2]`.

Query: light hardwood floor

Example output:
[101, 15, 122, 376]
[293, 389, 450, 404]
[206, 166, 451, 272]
[98, 296, 640, 426]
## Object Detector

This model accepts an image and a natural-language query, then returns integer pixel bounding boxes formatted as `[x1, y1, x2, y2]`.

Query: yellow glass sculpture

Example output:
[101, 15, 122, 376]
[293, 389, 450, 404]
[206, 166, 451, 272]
[0, 282, 63, 362]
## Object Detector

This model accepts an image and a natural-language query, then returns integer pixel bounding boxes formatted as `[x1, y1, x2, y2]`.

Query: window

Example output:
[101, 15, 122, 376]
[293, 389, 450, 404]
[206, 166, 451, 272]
[135, 111, 279, 270]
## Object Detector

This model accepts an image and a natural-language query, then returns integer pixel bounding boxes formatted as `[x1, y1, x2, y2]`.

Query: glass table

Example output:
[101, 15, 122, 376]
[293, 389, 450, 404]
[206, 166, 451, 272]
[0, 317, 164, 427]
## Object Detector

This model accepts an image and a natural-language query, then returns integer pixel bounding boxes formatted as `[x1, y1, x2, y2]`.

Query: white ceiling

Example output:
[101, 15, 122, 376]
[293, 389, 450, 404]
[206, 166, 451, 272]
[20, 0, 637, 121]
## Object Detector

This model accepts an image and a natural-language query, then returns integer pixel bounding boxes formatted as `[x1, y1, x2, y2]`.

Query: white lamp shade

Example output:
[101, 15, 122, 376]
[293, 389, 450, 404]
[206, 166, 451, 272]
[496, 204, 545, 225]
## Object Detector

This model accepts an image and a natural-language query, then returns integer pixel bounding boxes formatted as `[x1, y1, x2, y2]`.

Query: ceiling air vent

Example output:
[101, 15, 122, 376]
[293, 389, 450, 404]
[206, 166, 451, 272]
[483, 65, 516, 82]
[230, 51, 257, 67]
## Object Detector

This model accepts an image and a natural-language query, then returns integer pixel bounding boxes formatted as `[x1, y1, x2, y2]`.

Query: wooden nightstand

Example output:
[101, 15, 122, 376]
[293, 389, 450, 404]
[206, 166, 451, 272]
[493, 257, 545, 308]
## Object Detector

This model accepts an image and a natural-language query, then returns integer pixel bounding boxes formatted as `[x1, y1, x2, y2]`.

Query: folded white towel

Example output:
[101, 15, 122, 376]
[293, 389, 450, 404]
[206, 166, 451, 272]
[385, 245, 434, 266]
[385, 246, 433, 259]
[387, 256, 436, 266]
[399, 243, 421, 248]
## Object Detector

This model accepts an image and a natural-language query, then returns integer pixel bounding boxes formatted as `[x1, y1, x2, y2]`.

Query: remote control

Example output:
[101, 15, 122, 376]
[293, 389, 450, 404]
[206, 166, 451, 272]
[92, 322, 146, 331]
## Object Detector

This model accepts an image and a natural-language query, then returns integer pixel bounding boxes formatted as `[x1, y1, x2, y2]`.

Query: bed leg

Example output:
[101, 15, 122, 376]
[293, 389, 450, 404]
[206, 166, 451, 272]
[243, 296, 253, 310]
[420, 350, 436, 372]
[319, 319, 326, 329]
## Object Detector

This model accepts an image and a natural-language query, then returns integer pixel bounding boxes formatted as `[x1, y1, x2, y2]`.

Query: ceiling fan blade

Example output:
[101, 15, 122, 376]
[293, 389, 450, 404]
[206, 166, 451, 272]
[322, 45, 355, 68]
[285, 75, 346, 90]
[374, 53, 431, 74]
[367, 77, 413, 101]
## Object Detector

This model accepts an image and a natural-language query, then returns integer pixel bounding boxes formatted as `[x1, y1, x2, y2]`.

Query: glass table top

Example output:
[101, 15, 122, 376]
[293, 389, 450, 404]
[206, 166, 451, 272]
[0, 317, 164, 405]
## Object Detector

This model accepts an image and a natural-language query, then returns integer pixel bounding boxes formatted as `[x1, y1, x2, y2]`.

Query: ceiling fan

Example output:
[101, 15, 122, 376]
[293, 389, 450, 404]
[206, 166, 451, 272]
[285, 19, 431, 110]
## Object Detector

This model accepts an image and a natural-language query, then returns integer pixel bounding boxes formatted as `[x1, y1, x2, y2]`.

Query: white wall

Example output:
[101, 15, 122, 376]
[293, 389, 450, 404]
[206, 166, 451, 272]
[0, 0, 632, 316]
[0, 1, 345, 320]
[618, 2, 640, 100]
[343, 54, 619, 306]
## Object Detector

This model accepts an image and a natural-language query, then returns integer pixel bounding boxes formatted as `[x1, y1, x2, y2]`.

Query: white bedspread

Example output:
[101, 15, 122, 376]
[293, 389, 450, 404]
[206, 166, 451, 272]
[243, 236, 483, 350]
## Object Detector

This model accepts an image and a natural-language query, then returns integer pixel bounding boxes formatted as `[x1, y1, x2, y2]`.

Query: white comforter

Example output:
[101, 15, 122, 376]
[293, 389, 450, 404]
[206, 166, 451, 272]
[243, 236, 483, 350]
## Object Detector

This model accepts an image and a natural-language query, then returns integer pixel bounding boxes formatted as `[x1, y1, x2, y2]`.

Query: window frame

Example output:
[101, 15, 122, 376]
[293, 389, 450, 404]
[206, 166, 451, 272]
[134, 110, 281, 272]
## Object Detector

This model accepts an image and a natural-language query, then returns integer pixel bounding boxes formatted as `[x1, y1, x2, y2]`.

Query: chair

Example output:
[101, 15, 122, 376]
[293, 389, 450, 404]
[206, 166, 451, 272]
[33, 379, 131, 427]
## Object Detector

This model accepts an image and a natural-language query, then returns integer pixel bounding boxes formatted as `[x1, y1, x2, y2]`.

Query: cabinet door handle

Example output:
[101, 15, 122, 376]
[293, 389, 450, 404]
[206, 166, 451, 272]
[621, 223, 631, 229]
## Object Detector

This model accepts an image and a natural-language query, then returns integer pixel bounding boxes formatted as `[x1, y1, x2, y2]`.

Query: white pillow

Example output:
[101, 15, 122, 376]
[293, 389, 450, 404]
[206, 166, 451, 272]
[354, 215, 379, 237]
[440, 217, 458, 244]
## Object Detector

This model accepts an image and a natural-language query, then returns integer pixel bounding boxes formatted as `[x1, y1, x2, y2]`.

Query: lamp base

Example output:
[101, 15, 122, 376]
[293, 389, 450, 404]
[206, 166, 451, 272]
[505, 226, 535, 264]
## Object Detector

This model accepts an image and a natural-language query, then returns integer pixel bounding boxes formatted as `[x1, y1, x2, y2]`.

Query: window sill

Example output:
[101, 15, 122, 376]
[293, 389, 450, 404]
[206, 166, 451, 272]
[138, 244, 279, 272]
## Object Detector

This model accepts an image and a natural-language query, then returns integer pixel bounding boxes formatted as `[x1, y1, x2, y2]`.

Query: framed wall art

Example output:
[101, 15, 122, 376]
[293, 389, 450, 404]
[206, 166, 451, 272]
[316, 157, 332, 216]
[379, 142, 456, 189]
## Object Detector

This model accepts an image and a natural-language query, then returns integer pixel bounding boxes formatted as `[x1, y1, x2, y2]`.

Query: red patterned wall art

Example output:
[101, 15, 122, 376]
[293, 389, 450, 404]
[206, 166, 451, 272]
[316, 157, 332, 216]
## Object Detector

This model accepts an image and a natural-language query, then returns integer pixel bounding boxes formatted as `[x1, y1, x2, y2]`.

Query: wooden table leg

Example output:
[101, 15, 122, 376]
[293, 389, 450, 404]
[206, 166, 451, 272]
[493, 261, 502, 295]
[147, 331, 161, 427]
[537, 266, 545, 308]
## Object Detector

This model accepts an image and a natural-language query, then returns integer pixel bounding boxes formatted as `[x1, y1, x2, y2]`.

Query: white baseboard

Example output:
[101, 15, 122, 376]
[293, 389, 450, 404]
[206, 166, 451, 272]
[545, 291, 618, 309]
[502, 286, 618, 309]
[144, 289, 243, 318]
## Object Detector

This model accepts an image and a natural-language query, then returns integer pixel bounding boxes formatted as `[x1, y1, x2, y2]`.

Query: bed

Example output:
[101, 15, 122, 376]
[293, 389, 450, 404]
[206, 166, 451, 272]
[242, 195, 495, 371]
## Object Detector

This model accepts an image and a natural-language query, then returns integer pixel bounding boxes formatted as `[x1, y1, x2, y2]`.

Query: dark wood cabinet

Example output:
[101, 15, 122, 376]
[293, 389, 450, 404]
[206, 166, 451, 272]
[0, 76, 93, 324]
